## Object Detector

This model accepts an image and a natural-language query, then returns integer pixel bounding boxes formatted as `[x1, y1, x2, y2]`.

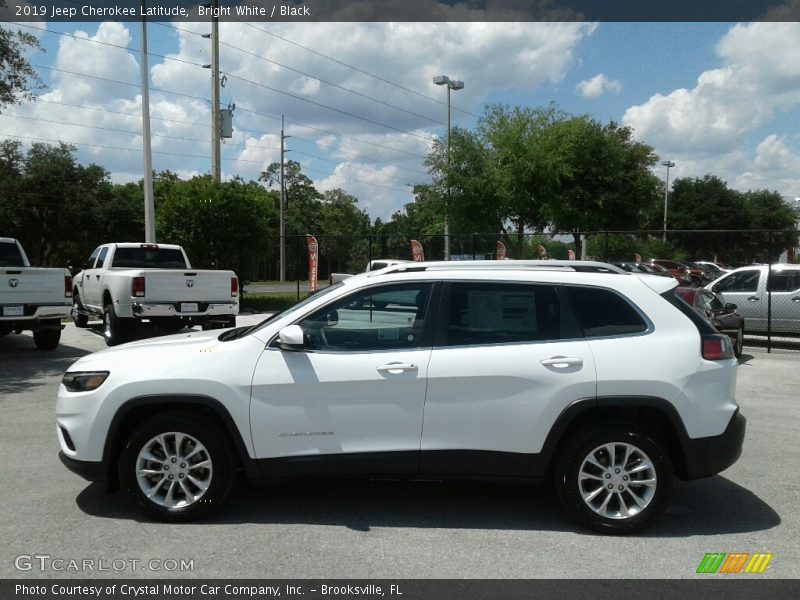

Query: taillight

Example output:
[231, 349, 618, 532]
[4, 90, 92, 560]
[702, 334, 734, 360]
[65, 275, 72, 298]
[132, 277, 145, 298]
[231, 277, 238, 297]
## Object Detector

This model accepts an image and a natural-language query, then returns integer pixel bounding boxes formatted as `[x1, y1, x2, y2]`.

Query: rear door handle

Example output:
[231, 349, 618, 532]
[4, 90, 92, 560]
[95, 275, 101, 280]
[376, 363, 418, 374]
[540, 356, 583, 368]
[792, 297, 800, 303]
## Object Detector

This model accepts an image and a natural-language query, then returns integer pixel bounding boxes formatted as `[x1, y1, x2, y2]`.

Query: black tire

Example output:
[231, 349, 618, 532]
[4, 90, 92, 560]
[72, 293, 89, 328]
[555, 424, 673, 534]
[119, 412, 236, 522]
[733, 326, 744, 358]
[33, 327, 61, 351]
[154, 318, 185, 334]
[103, 303, 130, 346]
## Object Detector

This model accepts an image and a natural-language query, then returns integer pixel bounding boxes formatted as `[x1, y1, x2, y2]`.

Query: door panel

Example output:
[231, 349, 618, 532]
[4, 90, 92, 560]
[249, 282, 436, 475]
[420, 282, 596, 476]
[712, 269, 764, 330]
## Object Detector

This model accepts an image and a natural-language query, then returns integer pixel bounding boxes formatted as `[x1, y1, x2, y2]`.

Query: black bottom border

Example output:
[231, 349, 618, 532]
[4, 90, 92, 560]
[3, 579, 799, 600]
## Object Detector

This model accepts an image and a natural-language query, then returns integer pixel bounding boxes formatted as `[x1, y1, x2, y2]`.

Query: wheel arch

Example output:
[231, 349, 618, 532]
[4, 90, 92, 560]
[102, 394, 258, 492]
[536, 396, 690, 480]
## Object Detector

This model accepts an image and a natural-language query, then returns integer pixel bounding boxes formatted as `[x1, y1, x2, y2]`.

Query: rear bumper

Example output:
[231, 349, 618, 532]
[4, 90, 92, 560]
[0, 303, 70, 322]
[132, 301, 238, 318]
[682, 410, 746, 479]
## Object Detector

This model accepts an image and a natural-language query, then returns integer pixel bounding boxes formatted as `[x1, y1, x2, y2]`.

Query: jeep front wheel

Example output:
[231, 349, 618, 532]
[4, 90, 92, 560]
[119, 412, 235, 521]
[555, 425, 673, 534]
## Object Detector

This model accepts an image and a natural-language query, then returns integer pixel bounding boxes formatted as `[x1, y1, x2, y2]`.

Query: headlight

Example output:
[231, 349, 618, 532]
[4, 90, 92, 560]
[62, 371, 109, 392]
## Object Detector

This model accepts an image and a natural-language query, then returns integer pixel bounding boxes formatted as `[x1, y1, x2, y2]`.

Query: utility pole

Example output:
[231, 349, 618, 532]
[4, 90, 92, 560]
[140, 2, 155, 242]
[280, 116, 286, 282]
[662, 160, 675, 242]
[209, 0, 221, 182]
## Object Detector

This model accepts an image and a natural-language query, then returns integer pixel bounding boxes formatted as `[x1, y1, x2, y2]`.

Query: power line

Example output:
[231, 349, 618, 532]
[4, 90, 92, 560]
[231, 20, 476, 118]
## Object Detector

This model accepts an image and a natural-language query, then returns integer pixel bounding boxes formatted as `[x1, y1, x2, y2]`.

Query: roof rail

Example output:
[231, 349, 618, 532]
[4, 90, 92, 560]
[372, 260, 627, 276]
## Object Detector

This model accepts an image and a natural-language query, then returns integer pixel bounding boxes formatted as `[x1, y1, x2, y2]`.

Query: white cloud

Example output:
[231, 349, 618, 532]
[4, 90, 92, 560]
[623, 22, 800, 154]
[576, 73, 621, 98]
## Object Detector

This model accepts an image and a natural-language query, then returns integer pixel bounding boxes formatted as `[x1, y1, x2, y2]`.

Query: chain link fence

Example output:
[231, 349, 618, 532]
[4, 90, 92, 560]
[242, 229, 799, 354]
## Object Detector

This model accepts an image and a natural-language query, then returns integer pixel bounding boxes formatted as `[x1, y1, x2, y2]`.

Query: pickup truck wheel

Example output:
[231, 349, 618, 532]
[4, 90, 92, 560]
[33, 327, 61, 351]
[119, 413, 235, 522]
[733, 326, 744, 358]
[72, 294, 89, 328]
[555, 425, 673, 534]
[103, 304, 129, 346]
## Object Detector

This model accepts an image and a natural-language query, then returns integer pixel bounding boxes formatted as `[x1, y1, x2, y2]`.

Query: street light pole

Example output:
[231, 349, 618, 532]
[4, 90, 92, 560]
[662, 160, 675, 242]
[433, 75, 464, 261]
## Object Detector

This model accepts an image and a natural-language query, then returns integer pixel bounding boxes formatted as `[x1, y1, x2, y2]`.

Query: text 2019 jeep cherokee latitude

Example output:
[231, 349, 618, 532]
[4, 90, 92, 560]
[57, 261, 745, 533]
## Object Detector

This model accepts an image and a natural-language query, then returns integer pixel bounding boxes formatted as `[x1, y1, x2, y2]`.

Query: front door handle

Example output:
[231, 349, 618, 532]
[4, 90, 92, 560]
[376, 363, 418, 374]
[540, 356, 584, 368]
[792, 297, 800, 303]
[747, 296, 760, 302]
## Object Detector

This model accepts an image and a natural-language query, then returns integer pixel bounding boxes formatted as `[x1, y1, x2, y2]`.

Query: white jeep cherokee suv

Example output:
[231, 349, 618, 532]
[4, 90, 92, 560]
[57, 261, 745, 533]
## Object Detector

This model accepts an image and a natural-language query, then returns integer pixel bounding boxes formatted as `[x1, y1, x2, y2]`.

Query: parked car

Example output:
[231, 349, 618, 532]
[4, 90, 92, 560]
[695, 261, 733, 276]
[0, 237, 72, 350]
[71, 243, 238, 346]
[706, 264, 800, 335]
[650, 259, 707, 286]
[674, 287, 744, 357]
[57, 260, 744, 533]
[647, 260, 691, 284]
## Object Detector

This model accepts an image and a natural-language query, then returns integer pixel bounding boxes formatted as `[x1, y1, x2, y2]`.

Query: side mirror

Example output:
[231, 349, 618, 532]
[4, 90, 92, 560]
[325, 310, 338, 326]
[277, 325, 305, 352]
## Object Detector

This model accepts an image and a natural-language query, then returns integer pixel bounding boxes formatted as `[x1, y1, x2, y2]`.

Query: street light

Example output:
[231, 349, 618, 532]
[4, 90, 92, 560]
[433, 75, 464, 261]
[661, 160, 675, 242]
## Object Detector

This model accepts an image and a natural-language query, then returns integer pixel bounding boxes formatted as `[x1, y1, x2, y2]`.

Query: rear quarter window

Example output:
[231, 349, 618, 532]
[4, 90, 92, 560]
[566, 286, 649, 338]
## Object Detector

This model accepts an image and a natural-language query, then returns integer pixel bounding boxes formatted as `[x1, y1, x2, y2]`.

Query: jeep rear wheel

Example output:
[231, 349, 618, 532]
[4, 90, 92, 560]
[119, 413, 235, 522]
[555, 425, 673, 534]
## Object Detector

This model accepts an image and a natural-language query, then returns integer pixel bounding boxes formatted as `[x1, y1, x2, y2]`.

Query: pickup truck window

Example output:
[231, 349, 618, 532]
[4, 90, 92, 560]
[96, 247, 109, 269]
[715, 270, 759, 293]
[769, 270, 800, 293]
[111, 247, 188, 269]
[0, 241, 24, 267]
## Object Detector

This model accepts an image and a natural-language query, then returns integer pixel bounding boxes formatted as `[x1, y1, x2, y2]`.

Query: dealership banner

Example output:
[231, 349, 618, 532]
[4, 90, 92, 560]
[496, 241, 507, 260]
[306, 235, 318, 292]
[410, 240, 425, 262]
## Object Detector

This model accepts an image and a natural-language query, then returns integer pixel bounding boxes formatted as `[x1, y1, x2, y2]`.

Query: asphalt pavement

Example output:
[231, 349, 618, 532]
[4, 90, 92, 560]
[0, 320, 798, 579]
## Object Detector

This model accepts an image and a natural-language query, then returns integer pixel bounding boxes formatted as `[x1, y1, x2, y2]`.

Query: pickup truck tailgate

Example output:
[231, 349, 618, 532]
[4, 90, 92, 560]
[142, 270, 235, 303]
[1, 268, 69, 306]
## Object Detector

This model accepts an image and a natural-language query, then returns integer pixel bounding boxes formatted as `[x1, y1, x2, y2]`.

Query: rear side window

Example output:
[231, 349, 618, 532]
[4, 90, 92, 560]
[0, 241, 24, 267]
[566, 286, 648, 338]
[444, 283, 561, 346]
[769, 269, 800, 292]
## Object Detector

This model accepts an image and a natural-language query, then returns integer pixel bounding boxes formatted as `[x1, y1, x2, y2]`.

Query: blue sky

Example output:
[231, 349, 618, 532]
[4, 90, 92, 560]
[3, 18, 799, 220]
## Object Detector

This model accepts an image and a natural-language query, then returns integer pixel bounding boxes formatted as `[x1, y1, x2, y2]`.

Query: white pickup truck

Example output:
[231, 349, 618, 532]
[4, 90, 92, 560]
[328, 259, 411, 285]
[0, 237, 72, 350]
[707, 264, 800, 334]
[71, 243, 239, 346]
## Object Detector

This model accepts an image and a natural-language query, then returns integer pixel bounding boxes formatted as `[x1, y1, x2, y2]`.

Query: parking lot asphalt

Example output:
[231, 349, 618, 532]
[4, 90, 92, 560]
[1, 319, 798, 579]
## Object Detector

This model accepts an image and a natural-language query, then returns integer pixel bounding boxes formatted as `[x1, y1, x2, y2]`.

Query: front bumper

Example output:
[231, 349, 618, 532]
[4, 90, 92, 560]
[132, 301, 237, 318]
[58, 450, 106, 484]
[682, 410, 746, 479]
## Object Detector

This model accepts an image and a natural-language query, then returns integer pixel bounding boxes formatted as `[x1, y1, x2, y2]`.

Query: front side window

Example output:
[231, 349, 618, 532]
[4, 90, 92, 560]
[443, 283, 561, 346]
[714, 270, 760, 293]
[297, 283, 433, 351]
[96, 247, 109, 269]
[566, 286, 649, 338]
[86, 247, 101, 268]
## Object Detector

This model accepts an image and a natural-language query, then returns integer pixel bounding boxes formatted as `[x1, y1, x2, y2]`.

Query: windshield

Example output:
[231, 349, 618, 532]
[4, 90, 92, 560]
[220, 283, 345, 342]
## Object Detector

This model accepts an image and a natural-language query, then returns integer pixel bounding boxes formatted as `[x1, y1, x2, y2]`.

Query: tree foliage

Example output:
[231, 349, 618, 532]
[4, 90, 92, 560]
[0, 20, 45, 111]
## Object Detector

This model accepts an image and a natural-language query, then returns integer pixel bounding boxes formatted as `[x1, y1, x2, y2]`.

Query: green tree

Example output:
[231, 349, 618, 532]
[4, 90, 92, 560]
[0, 18, 45, 111]
[546, 117, 660, 254]
[741, 190, 799, 262]
[479, 103, 565, 257]
[317, 188, 371, 273]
